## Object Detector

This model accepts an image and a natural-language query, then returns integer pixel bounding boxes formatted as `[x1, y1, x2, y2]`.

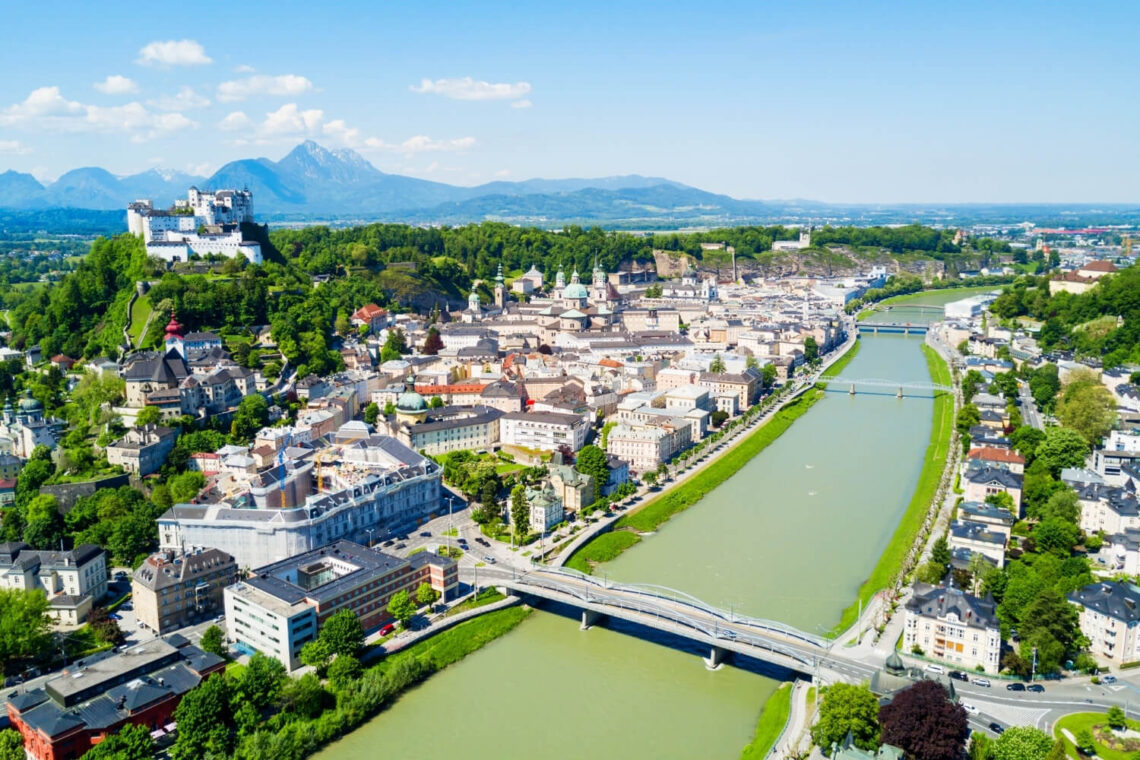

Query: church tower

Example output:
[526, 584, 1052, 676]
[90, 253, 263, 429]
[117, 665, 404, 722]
[164, 311, 185, 358]
[494, 262, 506, 309]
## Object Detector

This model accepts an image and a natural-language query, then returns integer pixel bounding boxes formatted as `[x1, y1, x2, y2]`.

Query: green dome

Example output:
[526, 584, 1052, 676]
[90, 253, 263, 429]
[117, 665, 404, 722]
[396, 390, 426, 412]
[18, 393, 42, 413]
[563, 282, 589, 300]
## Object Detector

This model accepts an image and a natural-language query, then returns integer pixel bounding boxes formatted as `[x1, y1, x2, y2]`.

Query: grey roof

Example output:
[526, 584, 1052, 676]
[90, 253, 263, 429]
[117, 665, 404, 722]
[133, 548, 237, 592]
[906, 584, 998, 629]
[122, 349, 189, 384]
[406, 405, 503, 435]
[1070, 582, 1140, 623]
[958, 502, 1016, 525]
[965, 465, 1022, 489]
[950, 521, 1006, 547]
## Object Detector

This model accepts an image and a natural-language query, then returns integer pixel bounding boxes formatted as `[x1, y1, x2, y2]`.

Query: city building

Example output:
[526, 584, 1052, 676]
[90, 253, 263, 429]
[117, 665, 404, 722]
[1069, 581, 1140, 666]
[385, 404, 502, 456]
[0, 542, 107, 625]
[6, 637, 224, 760]
[499, 411, 590, 452]
[126, 188, 262, 264]
[105, 425, 178, 476]
[0, 393, 63, 459]
[131, 548, 239, 634]
[159, 436, 442, 569]
[224, 540, 457, 670]
[606, 421, 688, 471]
[903, 583, 1002, 674]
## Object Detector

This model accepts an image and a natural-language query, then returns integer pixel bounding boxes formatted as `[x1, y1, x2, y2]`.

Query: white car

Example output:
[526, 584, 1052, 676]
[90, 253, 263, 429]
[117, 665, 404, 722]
[962, 703, 980, 716]
[925, 664, 944, 674]
[971, 677, 991, 688]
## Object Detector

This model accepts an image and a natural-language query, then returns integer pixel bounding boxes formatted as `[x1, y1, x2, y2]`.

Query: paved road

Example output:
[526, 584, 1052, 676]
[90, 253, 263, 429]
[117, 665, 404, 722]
[1018, 380, 1044, 430]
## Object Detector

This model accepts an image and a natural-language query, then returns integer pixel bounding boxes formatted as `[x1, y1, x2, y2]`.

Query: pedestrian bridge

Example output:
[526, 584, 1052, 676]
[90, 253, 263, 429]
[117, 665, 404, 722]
[856, 321, 929, 334]
[825, 377, 953, 398]
[487, 566, 828, 674]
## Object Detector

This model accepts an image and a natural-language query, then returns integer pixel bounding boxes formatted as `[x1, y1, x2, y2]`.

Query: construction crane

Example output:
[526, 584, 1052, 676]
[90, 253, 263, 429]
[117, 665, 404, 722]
[316, 446, 333, 493]
[276, 432, 293, 509]
[1124, 234, 1134, 258]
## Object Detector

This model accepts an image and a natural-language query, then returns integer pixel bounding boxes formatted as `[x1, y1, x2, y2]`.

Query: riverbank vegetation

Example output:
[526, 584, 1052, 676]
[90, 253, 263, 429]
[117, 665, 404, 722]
[820, 338, 861, 379]
[565, 388, 825, 574]
[739, 682, 793, 760]
[166, 605, 530, 760]
[830, 344, 954, 635]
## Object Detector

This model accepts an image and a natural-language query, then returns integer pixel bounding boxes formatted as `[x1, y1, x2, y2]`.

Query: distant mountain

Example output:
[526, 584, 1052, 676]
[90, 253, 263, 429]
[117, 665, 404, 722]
[0, 140, 710, 221]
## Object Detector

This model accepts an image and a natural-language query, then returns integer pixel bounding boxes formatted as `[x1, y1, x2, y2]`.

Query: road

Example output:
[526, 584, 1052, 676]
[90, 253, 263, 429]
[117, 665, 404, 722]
[1019, 380, 1044, 430]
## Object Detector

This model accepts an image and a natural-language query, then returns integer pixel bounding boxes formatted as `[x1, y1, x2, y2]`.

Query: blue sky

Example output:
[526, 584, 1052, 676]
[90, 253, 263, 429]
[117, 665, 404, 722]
[1, 1, 1137, 202]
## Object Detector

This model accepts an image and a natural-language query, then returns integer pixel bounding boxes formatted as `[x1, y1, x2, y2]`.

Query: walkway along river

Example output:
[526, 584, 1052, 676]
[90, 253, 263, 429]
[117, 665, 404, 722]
[317, 324, 948, 759]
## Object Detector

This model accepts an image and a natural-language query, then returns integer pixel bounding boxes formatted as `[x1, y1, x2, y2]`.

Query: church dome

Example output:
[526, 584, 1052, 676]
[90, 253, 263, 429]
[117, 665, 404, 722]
[164, 311, 184, 338]
[18, 392, 42, 413]
[563, 282, 589, 300]
[396, 390, 427, 412]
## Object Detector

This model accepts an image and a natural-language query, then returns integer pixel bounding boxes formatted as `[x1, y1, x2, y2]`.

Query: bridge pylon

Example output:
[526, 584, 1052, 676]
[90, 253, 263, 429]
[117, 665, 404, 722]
[897, 387, 904, 399]
[849, 384, 855, 396]
[704, 646, 726, 670]
[580, 609, 604, 630]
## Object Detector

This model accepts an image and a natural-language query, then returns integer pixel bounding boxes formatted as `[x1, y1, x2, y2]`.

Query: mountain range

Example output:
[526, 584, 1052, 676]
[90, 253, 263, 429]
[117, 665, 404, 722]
[4, 141, 1140, 228]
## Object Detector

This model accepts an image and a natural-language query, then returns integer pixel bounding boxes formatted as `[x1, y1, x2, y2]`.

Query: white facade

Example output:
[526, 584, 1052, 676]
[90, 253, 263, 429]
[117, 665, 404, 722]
[903, 587, 1002, 674]
[499, 411, 589, 452]
[224, 580, 317, 671]
[128, 188, 262, 264]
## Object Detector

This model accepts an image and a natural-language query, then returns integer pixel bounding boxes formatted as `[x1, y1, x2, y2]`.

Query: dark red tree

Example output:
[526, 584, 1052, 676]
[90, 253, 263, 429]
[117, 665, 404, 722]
[878, 680, 968, 760]
[422, 327, 443, 356]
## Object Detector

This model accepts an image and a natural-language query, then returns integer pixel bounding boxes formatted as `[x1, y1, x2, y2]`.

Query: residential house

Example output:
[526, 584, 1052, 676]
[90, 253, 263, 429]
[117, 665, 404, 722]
[132, 548, 238, 634]
[1069, 581, 1140, 666]
[903, 583, 1002, 674]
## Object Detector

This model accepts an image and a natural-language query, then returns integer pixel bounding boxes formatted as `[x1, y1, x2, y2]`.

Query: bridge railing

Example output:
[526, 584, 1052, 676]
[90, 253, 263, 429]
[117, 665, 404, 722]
[517, 567, 827, 649]
[504, 572, 817, 667]
[834, 378, 953, 392]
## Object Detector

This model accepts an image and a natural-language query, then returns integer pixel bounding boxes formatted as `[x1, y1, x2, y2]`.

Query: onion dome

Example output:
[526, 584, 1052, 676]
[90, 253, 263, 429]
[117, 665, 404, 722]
[164, 311, 184, 339]
[18, 390, 42, 413]
[396, 389, 427, 412]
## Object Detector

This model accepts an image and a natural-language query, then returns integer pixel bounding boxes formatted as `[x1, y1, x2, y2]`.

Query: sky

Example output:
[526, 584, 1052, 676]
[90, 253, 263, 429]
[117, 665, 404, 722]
[1, 0, 1138, 203]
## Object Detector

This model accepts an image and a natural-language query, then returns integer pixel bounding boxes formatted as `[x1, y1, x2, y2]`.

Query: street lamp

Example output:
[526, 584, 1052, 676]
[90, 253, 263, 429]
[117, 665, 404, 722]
[365, 528, 375, 547]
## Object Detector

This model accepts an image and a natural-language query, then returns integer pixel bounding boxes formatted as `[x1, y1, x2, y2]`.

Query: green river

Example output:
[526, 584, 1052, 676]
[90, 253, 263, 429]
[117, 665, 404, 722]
[318, 293, 963, 760]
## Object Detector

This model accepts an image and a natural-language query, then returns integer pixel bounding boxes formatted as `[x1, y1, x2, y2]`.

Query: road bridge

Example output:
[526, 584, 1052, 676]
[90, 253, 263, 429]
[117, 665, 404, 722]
[487, 566, 837, 675]
[856, 322, 929, 335]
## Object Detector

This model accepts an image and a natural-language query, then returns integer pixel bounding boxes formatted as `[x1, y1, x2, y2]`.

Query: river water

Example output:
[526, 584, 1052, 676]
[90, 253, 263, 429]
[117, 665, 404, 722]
[317, 297, 955, 760]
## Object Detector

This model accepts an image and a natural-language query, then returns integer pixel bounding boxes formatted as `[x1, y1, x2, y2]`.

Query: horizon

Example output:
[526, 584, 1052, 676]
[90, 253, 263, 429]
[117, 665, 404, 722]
[3, 2, 1140, 204]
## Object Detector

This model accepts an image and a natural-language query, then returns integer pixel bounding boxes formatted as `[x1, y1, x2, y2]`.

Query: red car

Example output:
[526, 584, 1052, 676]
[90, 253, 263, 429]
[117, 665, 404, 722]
[379, 623, 396, 637]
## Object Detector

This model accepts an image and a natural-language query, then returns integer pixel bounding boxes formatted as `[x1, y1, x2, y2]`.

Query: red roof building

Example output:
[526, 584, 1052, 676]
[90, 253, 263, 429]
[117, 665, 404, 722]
[350, 304, 388, 331]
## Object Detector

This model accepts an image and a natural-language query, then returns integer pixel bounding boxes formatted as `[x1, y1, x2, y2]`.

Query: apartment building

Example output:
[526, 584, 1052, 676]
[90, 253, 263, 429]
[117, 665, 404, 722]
[132, 548, 239, 634]
[1069, 582, 1140, 666]
[0, 542, 106, 624]
[499, 411, 590, 453]
[903, 584, 1002, 674]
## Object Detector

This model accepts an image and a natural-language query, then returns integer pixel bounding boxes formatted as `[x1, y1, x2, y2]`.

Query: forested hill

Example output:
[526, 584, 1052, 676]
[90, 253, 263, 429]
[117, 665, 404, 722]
[1, 222, 1011, 381]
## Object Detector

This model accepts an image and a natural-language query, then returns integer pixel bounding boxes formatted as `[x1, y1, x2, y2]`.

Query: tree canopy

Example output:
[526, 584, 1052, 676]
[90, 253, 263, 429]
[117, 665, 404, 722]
[810, 683, 880, 751]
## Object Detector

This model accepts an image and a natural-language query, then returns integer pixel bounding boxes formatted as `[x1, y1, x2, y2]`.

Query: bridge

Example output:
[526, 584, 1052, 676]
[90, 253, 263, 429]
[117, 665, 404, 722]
[856, 321, 929, 334]
[487, 566, 834, 674]
[826, 377, 953, 398]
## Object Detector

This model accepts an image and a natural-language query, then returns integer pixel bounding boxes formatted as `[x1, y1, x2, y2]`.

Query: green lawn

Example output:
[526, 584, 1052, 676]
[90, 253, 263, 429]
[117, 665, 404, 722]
[829, 344, 954, 635]
[444, 588, 506, 617]
[1054, 712, 1140, 760]
[565, 388, 825, 573]
[820, 338, 861, 379]
[740, 682, 793, 760]
[128, 294, 153, 346]
[372, 605, 531, 675]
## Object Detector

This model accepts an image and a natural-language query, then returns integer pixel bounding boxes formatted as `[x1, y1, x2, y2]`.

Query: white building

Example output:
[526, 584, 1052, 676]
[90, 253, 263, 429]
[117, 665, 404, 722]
[499, 411, 590, 453]
[0, 543, 107, 625]
[127, 188, 262, 264]
[1070, 582, 1140, 666]
[903, 584, 1002, 674]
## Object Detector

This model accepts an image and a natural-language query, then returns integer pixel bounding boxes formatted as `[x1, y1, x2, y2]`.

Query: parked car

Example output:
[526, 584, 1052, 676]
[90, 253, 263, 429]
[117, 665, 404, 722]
[379, 623, 396, 637]
[1006, 682, 1025, 692]
[382, 540, 395, 547]
[114, 571, 128, 581]
[395, 543, 406, 550]
[1103, 675, 1118, 684]
[1027, 684, 1045, 693]
[989, 723, 1004, 735]
[108, 613, 122, 621]
[971, 677, 991, 688]
[962, 703, 979, 715]
[924, 664, 944, 674]
[420, 531, 432, 538]
[483, 556, 496, 564]
[949, 671, 968, 681]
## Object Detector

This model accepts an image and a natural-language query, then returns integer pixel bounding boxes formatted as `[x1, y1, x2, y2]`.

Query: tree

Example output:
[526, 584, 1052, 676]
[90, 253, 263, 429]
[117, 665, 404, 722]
[575, 444, 610, 502]
[992, 727, 1053, 760]
[1039, 488, 1079, 523]
[22, 493, 63, 549]
[230, 393, 269, 442]
[709, 354, 727, 374]
[80, 723, 154, 760]
[319, 609, 364, 657]
[327, 654, 362, 691]
[1056, 379, 1117, 445]
[299, 638, 332, 671]
[810, 682, 880, 751]
[1074, 729, 1095, 755]
[88, 606, 125, 646]
[200, 624, 225, 656]
[955, 404, 981, 437]
[746, 354, 759, 370]
[429, 395, 444, 409]
[804, 336, 819, 363]
[711, 410, 728, 427]
[387, 590, 417, 629]
[931, 536, 952, 571]
[168, 470, 206, 503]
[0, 729, 23, 760]
[416, 582, 440, 607]
[278, 672, 327, 720]
[171, 672, 234, 760]
[510, 484, 529, 540]
[1010, 426, 1045, 463]
[134, 405, 162, 428]
[878, 680, 968, 760]
[232, 653, 285, 712]
[1108, 704, 1127, 729]
[1044, 740, 1067, 760]
[968, 732, 994, 760]
[1035, 426, 1089, 474]
[363, 402, 380, 425]
[1032, 518, 1080, 556]
[1029, 364, 1060, 410]
[644, 471, 658, 487]
[381, 328, 408, 362]
[422, 327, 443, 355]
[383, 400, 396, 416]
[761, 363, 778, 388]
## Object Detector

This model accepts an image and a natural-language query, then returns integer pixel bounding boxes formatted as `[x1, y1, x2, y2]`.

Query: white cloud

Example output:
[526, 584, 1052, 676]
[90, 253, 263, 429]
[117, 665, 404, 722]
[322, 119, 361, 145]
[260, 103, 324, 135]
[94, 75, 139, 95]
[0, 86, 194, 138]
[217, 75, 314, 102]
[495, 169, 511, 177]
[411, 76, 531, 101]
[149, 86, 210, 111]
[360, 134, 476, 155]
[218, 111, 253, 131]
[136, 39, 212, 67]
[510, 99, 533, 109]
[186, 162, 214, 177]
[234, 64, 256, 74]
[0, 140, 30, 155]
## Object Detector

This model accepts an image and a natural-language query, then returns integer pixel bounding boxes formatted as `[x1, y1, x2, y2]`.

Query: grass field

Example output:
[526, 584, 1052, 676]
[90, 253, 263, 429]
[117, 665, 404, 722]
[739, 682, 793, 760]
[373, 605, 531, 676]
[1054, 712, 1140, 760]
[128, 294, 153, 347]
[829, 343, 954, 635]
[564, 388, 825, 573]
[820, 338, 861, 379]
